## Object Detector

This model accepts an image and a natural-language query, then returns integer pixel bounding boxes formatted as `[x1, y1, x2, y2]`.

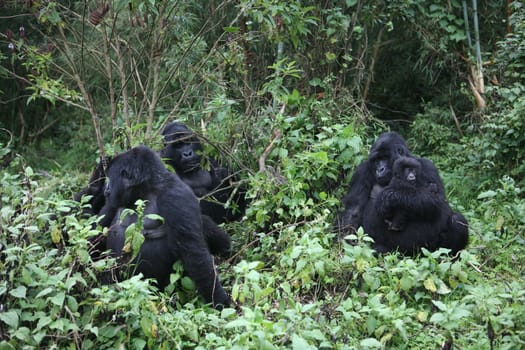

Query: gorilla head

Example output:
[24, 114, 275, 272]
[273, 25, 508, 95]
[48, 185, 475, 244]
[104, 146, 165, 209]
[368, 132, 411, 186]
[392, 156, 421, 187]
[161, 122, 202, 173]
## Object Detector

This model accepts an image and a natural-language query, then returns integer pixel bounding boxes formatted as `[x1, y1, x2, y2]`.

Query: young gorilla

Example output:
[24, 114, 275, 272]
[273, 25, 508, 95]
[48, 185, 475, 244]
[98, 146, 230, 309]
[381, 156, 424, 231]
[364, 155, 468, 255]
[161, 121, 245, 224]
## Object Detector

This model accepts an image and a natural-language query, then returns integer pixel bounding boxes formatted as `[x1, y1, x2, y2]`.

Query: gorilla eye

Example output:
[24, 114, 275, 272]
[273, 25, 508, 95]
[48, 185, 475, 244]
[120, 169, 132, 179]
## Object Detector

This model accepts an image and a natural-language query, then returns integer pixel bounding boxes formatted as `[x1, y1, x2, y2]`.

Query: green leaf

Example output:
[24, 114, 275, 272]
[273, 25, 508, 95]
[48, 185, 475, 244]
[431, 300, 447, 311]
[223, 26, 239, 33]
[181, 277, 195, 291]
[50, 292, 65, 306]
[429, 312, 446, 324]
[9, 286, 27, 299]
[360, 338, 382, 349]
[399, 275, 414, 291]
[0, 310, 19, 328]
[292, 334, 310, 349]
[225, 318, 250, 329]
[35, 316, 52, 331]
[477, 190, 497, 199]
[35, 287, 54, 299]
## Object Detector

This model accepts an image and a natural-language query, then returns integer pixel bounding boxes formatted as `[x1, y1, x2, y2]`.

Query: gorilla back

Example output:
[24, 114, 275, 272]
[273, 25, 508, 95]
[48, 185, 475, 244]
[99, 146, 230, 309]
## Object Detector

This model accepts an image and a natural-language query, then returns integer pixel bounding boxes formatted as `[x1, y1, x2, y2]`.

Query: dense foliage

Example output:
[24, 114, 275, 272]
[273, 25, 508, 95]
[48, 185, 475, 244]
[1, 0, 524, 348]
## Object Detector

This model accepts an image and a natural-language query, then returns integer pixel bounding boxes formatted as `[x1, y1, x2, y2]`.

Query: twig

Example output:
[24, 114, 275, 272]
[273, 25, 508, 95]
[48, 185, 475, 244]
[258, 104, 285, 173]
[449, 104, 464, 138]
[64, 305, 81, 350]
[258, 129, 282, 173]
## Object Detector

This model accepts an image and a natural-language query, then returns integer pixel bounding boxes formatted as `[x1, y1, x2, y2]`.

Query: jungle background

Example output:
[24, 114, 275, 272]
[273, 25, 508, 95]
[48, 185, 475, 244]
[1, 0, 524, 348]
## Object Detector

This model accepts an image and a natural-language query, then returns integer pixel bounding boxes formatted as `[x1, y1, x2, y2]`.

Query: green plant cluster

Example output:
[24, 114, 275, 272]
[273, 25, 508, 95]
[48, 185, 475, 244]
[2, 119, 525, 349]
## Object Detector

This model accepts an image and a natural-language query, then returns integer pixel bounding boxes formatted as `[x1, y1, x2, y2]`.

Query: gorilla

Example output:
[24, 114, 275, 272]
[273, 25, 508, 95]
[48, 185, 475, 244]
[98, 146, 230, 308]
[75, 158, 231, 259]
[338, 132, 468, 256]
[338, 132, 444, 235]
[380, 156, 425, 231]
[161, 121, 246, 223]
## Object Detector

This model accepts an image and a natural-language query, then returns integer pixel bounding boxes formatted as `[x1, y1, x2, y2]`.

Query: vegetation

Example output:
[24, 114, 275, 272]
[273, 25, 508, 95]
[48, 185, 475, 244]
[1, 0, 524, 348]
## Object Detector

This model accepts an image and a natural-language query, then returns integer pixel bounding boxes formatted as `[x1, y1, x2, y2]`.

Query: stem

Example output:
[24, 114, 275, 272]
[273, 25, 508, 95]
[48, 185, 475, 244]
[57, 26, 106, 159]
[362, 25, 384, 107]
[461, 0, 472, 49]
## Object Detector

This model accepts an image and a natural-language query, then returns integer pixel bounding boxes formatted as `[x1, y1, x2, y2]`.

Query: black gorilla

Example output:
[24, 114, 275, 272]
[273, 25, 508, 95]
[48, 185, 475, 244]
[338, 132, 468, 255]
[380, 156, 424, 231]
[75, 159, 231, 258]
[99, 146, 230, 308]
[338, 132, 444, 235]
[161, 121, 245, 223]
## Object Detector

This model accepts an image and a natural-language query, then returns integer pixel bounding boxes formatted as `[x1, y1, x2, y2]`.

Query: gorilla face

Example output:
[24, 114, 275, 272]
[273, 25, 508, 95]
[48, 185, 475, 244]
[162, 122, 202, 173]
[392, 156, 421, 187]
[368, 132, 411, 186]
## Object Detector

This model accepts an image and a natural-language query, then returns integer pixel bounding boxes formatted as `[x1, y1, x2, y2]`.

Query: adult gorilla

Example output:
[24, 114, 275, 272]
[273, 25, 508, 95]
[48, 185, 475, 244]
[337, 132, 445, 236]
[75, 159, 231, 258]
[99, 146, 230, 308]
[363, 156, 468, 255]
[161, 121, 245, 223]
[337, 132, 468, 255]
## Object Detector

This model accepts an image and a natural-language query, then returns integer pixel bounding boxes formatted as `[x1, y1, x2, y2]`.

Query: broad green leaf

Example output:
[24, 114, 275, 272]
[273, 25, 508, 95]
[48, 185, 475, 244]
[360, 338, 382, 349]
[9, 286, 26, 299]
[0, 310, 19, 328]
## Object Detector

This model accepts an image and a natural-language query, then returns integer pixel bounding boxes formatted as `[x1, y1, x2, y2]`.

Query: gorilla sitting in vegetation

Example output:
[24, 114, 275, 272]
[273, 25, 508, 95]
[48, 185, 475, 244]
[161, 121, 246, 224]
[98, 146, 230, 309]
[338, 132, 468, 256]
[75, 159, 231, 259]
[378, 156, 427, 231]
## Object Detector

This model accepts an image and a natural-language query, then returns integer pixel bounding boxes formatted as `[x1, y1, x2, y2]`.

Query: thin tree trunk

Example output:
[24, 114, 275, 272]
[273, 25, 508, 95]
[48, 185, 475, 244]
[362, 26, 385, 108]
[58, 26, 106, 159]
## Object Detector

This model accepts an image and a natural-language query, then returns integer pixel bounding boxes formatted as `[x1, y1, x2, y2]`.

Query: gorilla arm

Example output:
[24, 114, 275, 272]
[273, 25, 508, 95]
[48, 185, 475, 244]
[162, 187, 230, 308]
[340, 162, 375, 229]
[375, 185, 442, 221]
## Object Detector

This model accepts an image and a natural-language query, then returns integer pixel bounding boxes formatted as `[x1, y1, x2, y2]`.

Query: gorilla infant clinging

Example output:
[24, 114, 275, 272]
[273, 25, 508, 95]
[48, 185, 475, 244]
[338, 132, 469, 256]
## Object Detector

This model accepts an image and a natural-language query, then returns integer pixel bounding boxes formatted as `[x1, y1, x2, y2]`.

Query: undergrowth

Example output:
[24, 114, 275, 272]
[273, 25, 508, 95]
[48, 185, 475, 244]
[1, 124, 525, 349]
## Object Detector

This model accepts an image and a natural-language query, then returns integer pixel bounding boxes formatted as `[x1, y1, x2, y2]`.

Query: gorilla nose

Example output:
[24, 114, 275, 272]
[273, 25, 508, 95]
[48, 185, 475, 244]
[376, 166, 386, 177]
[182, 150, 193, 158]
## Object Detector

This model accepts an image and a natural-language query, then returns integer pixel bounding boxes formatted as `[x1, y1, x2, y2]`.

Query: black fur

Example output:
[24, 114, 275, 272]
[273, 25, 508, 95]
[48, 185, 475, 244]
[161, 122, 246, 223]
[74, 157, 110, 216]
[380, 156, 423, 231]
[338, 133, 468, 255]
[75, 156, 231, 259]
[97, 146, 230, 308]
